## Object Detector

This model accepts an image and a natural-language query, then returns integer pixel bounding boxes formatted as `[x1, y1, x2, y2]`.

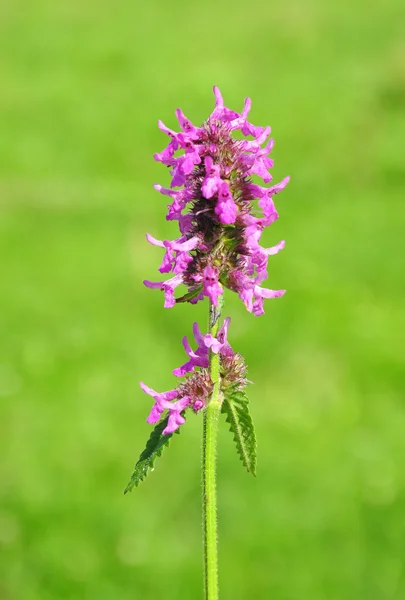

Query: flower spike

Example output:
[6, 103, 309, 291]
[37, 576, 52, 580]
[126, 88, 290, 598]
[145, 87, 289, 316]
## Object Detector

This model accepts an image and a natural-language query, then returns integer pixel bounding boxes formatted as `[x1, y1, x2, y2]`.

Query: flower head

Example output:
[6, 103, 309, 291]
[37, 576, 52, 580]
[141, 318, 238, 434]
[146, 88, 289, 315]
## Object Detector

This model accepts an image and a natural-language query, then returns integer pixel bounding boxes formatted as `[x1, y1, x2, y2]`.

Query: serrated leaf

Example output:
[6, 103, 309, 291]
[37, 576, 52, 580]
[124, 416, 179, 493]
[222, 388, 257, 476]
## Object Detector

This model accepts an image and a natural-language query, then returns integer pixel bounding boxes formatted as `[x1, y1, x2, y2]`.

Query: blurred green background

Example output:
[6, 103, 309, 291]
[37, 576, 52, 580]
[1, 0, 405, 598]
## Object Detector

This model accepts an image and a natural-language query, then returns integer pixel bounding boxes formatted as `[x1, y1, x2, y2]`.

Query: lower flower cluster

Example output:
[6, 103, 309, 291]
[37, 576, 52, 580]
[140, 318, 247, 434]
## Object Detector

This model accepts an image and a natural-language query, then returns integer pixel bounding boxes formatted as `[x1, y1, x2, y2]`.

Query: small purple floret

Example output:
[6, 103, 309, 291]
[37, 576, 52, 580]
[203, 266, 223, 306]
[173, 322, 209, 377]
[204, 317, 233, 356]
[143, 274, 183, 308]
[214, 181, 237, 225]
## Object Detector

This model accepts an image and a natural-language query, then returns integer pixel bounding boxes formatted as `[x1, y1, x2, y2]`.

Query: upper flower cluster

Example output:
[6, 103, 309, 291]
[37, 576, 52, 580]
[140, 318, 246, 435]
[144, 87, 289, 316]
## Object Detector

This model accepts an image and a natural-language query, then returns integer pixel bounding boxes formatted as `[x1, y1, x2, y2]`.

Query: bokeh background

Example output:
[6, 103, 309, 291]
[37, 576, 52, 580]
[1, 1, 405, 598]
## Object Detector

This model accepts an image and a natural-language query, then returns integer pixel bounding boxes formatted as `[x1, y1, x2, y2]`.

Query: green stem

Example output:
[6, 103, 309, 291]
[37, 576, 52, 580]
[202, 295, 224, 600]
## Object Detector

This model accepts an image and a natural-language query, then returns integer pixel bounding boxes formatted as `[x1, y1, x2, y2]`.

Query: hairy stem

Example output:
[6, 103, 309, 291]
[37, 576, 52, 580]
[202, 295, 223, 600]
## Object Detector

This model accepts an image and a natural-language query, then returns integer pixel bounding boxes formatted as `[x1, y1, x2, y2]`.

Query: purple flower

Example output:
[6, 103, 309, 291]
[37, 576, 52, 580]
[175, 108, 201, 140]
[228, 97, 271, 140]
[157, 119, 179, 140]
[237, 273, 286, 316]
[211, 86, 240, 122]
[146, 87, 289, 315]
[169, 165, 186, 189]
[203, 317, 233, 356]
[146, 233, 199, 274]
[255, 176, 290, 209]
[173, 322, 209, 377]
[163, 396, 190, 434]
[203, 266, 223, 306]
[154, 186, 189, 228]
[140, 382, 191, 435]
[193, 399, 205, 412]
[243, 139, 275, 183]
[143, 274, 183, 308]
[177, 134, 202, 175]
[240, 126, 272, 154]
[154, 139, 178, 166]
[251, 287, 285, 316]
[249, 240, 286, 279]
[173, 319, 235, 378]
[214, 181, 237, 225]
[140, 382, 179, 424]
[202, 156, 222, 199]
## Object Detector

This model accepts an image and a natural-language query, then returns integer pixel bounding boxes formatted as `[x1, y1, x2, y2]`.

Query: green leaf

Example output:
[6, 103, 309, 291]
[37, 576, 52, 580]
[175, 287, 203, 304]
[124, 416, 180, 493]
[221, 388, 257, 476]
